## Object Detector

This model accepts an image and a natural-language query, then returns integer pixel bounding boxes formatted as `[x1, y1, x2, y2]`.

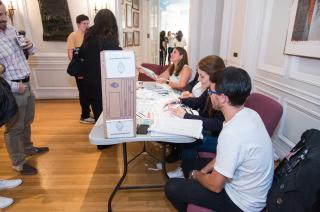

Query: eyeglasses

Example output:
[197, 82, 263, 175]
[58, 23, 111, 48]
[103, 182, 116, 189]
[207, 89, 222, 95]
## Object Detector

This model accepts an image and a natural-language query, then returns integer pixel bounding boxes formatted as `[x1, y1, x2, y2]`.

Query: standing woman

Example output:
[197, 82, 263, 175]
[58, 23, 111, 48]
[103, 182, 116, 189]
[80, 9, 121, 123]
[174, 30, 187, 48]
[167, 31, 174, 64]
[159, 31, 167, 66]
[157, 47, 193, 91]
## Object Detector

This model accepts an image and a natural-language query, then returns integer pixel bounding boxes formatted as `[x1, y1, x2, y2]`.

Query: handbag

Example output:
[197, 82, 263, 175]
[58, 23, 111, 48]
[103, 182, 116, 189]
[0, 77, 18, 127]
[67, 47, 85, 77]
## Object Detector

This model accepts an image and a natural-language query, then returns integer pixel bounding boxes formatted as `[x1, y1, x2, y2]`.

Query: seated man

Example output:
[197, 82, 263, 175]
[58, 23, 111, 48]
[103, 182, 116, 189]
[165, 67, 274, 212]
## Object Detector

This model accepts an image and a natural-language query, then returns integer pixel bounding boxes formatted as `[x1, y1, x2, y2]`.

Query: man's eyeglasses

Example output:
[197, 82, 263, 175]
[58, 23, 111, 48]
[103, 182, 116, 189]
[207, 89, 222, 95]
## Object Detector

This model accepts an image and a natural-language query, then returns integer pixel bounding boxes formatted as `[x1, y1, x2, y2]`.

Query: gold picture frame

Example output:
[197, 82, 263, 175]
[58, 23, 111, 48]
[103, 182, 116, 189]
[133, 31, 140, 46]
[126, 4, 132, 28]
[126, 32, 134, 46]
[133, 11, 139, 28]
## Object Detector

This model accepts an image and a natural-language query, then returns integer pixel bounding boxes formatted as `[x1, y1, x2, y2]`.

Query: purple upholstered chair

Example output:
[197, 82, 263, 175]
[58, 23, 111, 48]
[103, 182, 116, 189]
[138, 63, 168, 81]
[187, 92, 283, 212]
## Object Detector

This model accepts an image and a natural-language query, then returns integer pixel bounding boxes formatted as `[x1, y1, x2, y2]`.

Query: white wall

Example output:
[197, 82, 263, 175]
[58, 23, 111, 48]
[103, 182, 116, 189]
[10, 0, 141, 99]
[188, 0, 224, 71]
[221, 0, 320, 158]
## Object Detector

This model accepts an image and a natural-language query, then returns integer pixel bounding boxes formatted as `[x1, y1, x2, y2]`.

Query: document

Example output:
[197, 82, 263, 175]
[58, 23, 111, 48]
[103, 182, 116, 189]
[139, 66, 158, 80]
[149, 117, 203, 139]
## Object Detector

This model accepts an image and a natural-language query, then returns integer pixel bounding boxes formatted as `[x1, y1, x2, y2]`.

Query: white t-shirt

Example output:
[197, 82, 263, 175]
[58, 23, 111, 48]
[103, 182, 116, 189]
[214, 108, 274, 212]
[191, 82, 205, 97]
[174, 37, 187, 48]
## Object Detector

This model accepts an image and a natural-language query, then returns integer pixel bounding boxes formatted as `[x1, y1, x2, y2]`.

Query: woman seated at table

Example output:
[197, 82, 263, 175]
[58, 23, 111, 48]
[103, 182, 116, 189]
[156, 47, 193, 91]
[164, 56, 225, 176]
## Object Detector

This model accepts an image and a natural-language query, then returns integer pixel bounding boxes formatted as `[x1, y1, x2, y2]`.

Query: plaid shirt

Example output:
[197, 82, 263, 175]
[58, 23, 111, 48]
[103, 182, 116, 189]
[0, 25, 35, 93]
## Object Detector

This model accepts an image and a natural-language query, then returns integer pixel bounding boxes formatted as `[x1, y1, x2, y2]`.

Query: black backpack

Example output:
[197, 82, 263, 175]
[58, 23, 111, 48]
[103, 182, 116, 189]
[267, 129, 320, 212]
[0, 77, 18, 127]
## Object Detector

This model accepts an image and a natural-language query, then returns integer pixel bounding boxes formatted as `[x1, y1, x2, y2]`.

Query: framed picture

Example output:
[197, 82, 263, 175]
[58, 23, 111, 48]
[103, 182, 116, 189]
[133, 12, 139, 28]
[132, 0, 139, 10]
[134, 31, 140, 46]
[284, 0, 320, 58]
[123, 32, 126, 47]
[126, 4, 132, 28]
[126, 32, 134, 46]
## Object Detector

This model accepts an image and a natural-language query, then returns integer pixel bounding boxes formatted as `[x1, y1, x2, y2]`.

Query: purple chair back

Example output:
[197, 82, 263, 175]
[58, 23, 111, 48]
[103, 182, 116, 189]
[244, 92, 283, 137]
[138, 63, 168, 81]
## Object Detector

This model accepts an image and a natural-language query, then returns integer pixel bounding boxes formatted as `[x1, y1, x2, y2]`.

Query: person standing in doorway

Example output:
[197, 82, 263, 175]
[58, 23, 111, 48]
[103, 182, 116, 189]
[174, 30, 187, 48]
[0, 1, 49, 175]
[159, 30, 167, 66]
[67, 14, 94, 124]
[167, 31, 174, 64]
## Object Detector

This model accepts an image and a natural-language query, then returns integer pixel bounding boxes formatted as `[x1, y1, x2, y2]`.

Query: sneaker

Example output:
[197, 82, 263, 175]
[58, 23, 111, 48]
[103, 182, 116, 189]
[0, 196, 14, 209]
[0, 179, 22, 190]
[25, 146, 49, 157]
[13, 163, 38, 175]
[167, 167, 184, 178]
[80, 117, 95, 124]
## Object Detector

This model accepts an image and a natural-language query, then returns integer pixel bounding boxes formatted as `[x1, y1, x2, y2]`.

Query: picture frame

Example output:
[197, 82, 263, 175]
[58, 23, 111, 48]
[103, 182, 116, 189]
[126, 4, 132, 28]
[133, 31, 140, 46]
[133, 12, 139, 28]
[284, 0, 320, 58]
[126, 32, 134, 46]
[132, 0, 139, 10]
[123, 32, 126, 47]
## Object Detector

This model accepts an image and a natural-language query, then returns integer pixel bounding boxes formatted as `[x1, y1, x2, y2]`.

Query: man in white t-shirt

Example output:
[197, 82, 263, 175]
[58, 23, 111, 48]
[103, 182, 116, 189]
[165, 67, 274, 212]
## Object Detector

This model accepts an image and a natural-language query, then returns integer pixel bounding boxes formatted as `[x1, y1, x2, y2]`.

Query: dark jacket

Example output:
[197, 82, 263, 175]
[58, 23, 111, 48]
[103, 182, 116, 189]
[181, 91, 224, 137]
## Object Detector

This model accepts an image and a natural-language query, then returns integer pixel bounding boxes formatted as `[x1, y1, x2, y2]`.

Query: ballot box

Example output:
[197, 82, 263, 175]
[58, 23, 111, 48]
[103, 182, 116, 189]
[100, 50, 136, 138]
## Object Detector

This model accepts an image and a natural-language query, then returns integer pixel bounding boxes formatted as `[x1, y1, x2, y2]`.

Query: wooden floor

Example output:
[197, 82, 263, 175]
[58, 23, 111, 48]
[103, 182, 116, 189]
[0, 100, 177, 212]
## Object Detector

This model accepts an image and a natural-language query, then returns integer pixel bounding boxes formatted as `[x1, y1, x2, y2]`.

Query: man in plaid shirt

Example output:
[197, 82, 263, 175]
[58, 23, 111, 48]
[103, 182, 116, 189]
[0, 1, 49, 175]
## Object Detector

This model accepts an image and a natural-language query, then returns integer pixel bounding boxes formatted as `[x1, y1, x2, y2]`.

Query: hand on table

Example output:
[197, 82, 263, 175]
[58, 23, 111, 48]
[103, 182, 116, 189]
[168, 106, 186, 118]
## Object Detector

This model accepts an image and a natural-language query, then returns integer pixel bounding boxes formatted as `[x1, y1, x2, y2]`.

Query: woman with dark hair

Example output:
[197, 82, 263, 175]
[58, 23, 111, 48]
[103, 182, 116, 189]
[159, 30, 167, 66]
[157, 47, 193, 91]
[174, 30, 187, 48]
[80, 9, 121, 122]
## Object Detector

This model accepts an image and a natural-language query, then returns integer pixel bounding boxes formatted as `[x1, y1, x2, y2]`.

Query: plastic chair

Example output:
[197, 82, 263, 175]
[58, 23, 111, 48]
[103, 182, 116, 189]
[188, 92, 283, 212]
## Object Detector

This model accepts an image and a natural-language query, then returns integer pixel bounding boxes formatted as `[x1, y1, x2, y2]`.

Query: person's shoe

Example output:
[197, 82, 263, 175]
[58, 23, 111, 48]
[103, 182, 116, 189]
[25, 146, 49, 157]
[0, 196, 14, 209]
[80, 117, 95, 124]
[13, 163, 38, 175]
[0, 179, 22, 190]
[97, 145, 112, 150]
[167, 167, 184, 178]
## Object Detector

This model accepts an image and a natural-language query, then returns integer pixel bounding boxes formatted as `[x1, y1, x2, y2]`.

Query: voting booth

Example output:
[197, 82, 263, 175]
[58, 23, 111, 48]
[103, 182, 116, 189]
[100, 51, 136, 138]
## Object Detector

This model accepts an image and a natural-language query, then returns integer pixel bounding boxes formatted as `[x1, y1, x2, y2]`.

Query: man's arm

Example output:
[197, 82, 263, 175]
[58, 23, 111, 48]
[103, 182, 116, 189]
[192, 167, 228, 193]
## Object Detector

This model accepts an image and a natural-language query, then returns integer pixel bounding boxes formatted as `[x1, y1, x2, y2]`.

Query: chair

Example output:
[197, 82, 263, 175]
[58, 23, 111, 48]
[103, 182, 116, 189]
[138, 63, 168, 81]
[187, 92, 283, 212]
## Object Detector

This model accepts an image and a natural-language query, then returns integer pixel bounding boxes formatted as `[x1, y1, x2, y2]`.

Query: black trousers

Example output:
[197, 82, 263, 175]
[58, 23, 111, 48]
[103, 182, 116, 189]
[165, 158, 243, 212]
[75, 77, 91, 119]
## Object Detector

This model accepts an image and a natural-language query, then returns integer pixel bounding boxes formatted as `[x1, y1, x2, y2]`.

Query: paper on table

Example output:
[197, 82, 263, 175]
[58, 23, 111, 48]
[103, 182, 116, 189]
[139, 66, 158, 80]
[149, 117, 203, 139]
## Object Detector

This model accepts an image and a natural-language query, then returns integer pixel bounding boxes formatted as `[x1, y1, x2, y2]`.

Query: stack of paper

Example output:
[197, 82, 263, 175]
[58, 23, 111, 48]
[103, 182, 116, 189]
[139, 66, 158, 80]
[148, 117, 203, 139]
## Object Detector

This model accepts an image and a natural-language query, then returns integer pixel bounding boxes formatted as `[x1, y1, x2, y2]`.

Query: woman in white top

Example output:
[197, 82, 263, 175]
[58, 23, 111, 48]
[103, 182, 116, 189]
[167, 31, 174, 63]
[174, 30, 187, 48]
[157, 47, 192, 91]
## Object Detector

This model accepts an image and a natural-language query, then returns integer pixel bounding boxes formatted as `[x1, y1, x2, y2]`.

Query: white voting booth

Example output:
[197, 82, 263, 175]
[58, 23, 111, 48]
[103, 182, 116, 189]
[100, 51, 136, 139]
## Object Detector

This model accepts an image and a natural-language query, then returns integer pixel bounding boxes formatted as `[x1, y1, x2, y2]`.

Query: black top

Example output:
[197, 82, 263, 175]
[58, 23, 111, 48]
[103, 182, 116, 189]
[80, 38, 122, 99]
[181, 91, 224, 137]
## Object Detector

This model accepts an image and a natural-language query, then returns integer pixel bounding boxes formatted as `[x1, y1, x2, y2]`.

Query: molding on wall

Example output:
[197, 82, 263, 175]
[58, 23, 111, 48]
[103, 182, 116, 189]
[255, 86, 281, 102]
[254, 75, 320, 106]
[289, 71, 320, 87]
[257, 63, 286, 76]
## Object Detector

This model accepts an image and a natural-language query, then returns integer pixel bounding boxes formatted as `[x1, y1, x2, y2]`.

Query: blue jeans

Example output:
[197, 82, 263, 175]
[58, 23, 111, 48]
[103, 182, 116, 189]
[181, 134, 218, 160]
